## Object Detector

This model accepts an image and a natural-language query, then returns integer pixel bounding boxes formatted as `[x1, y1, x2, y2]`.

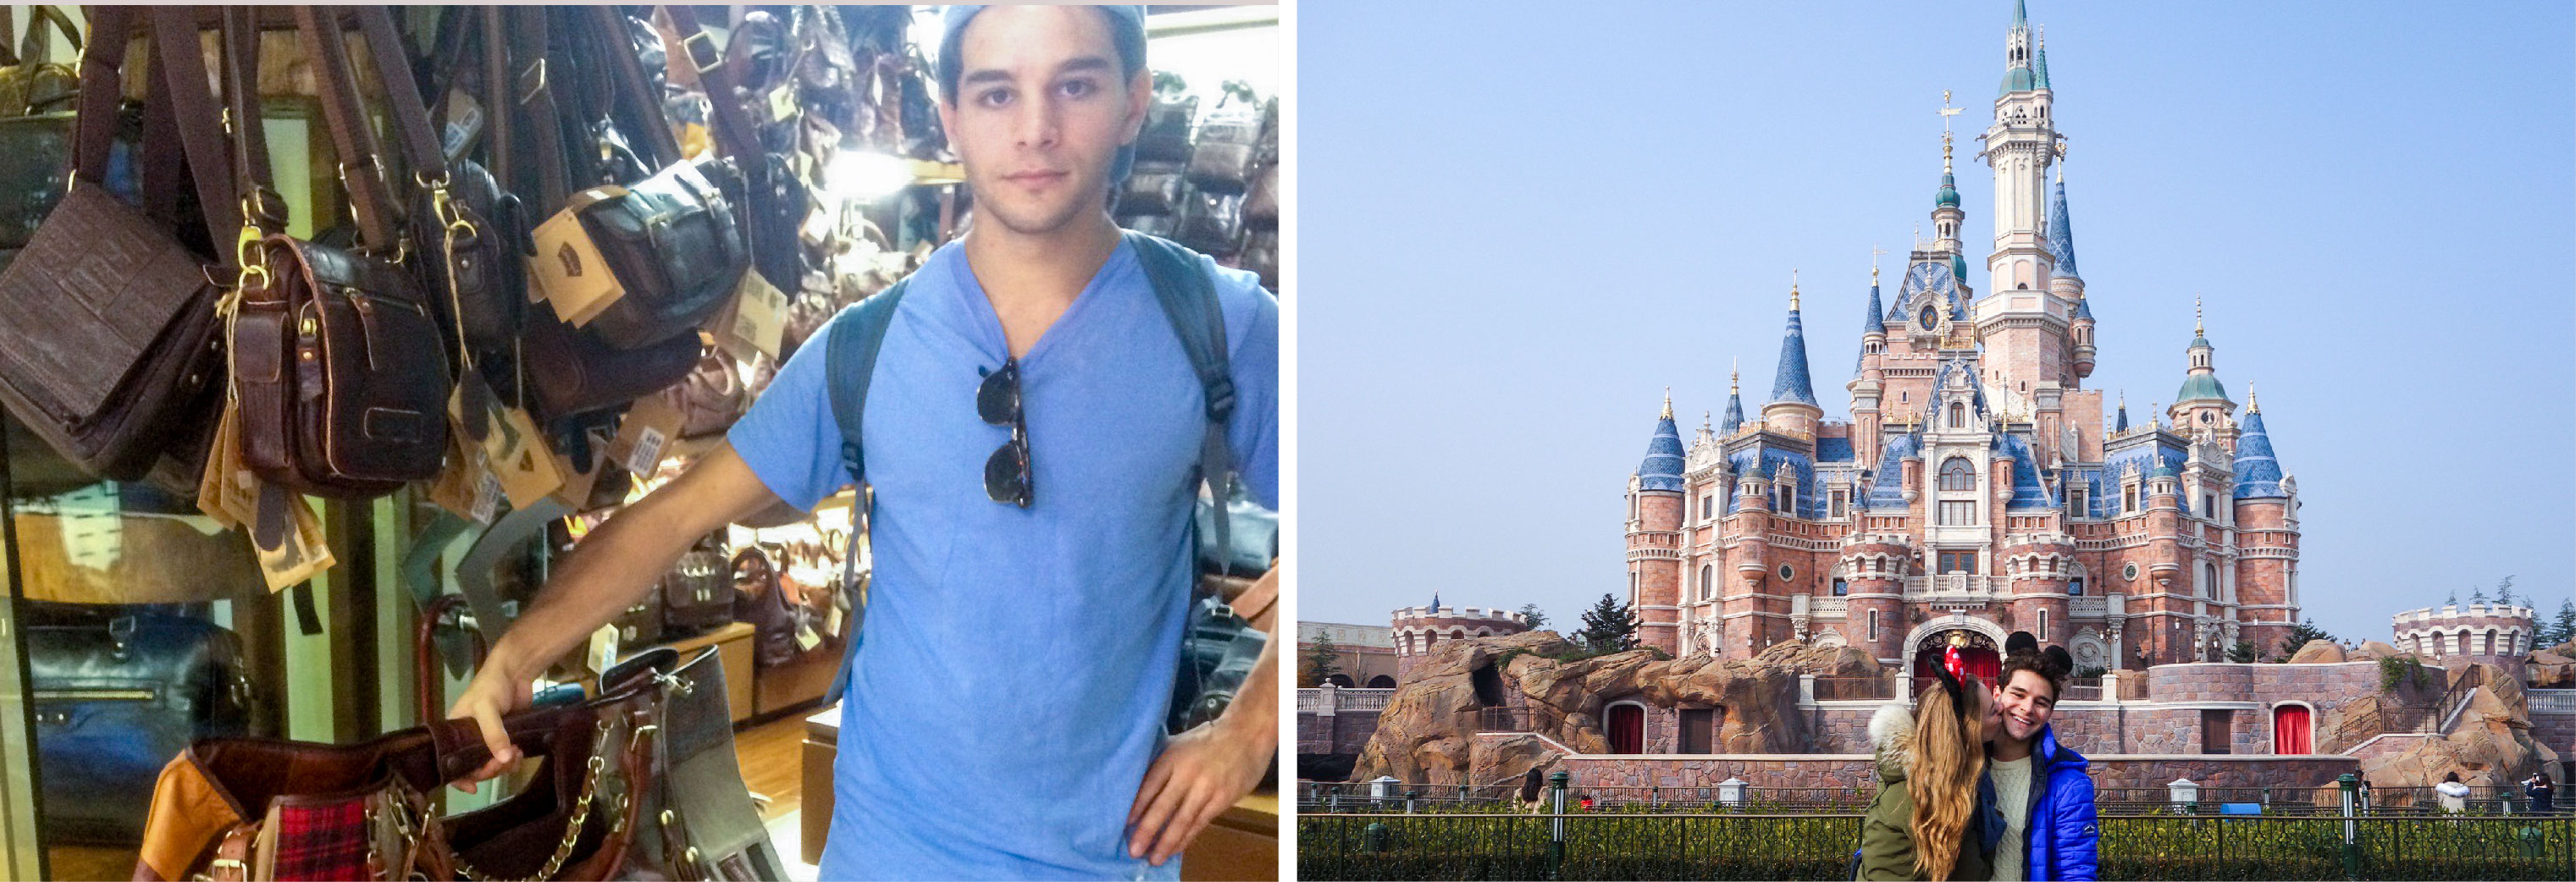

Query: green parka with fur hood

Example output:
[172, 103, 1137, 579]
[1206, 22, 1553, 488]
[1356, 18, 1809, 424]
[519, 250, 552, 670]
[1855, 703, 1994, 881]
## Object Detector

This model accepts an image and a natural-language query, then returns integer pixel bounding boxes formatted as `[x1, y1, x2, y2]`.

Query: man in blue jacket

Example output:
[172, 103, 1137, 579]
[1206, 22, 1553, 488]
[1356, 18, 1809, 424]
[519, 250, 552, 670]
[1984, 642, 2099, 880]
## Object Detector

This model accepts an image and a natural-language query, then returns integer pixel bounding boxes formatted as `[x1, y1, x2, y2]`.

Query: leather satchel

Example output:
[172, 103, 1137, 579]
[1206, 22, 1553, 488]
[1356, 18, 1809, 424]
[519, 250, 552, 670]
[521, 307, 703, 424]
[662, 535, 737, 635]
[655, 350, 748, 441]
[0, 7, 231, 483]
[30, 606, 258, 846]
[134, 647, 776, 882]
[731, 544, 801, 669]
[228, 9, 450, 498]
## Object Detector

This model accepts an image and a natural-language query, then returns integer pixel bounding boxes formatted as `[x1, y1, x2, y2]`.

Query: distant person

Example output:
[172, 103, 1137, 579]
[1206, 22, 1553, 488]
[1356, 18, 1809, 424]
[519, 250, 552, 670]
[2525, 773, 2554, 815]
[1856, 665, 1998, 881]
[2437, 773, 2471, 814]
[1983, 640, 2099, 881]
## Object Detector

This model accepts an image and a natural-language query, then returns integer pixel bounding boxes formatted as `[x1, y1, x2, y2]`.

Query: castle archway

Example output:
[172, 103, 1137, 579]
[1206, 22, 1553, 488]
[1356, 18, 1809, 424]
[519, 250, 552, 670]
[1902, 615, 2005, 693]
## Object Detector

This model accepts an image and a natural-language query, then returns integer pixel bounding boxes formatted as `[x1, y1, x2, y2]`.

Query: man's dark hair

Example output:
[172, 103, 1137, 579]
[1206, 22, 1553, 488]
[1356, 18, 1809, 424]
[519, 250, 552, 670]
[1998, 646, 2074, 701]
[937, 7, 1149, 106]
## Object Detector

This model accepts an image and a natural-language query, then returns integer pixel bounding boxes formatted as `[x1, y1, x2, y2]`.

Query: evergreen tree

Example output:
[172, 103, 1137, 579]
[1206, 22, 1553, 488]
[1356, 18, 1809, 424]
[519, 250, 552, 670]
[2276, 618, 2337, 659]
[2552, 599, 2576, 649]
[2227, 641, 2258, 663]
[2472, 587, 2489, 605]
[1300, 633, 1344, 687]
[1576, 593, 1639, 653]
[1517, 603, 1550, 631]
[2495, 576, 2517, 607]
[2447, 590, 2459, 606]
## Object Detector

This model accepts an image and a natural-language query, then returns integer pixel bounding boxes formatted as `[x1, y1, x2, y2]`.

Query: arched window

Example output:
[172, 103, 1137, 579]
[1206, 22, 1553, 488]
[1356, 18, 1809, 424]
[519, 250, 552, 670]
[1324, 674, 1356, 687]
[1367, 675, 1396, 689]
[2203, 564, 2218, 598]
[1940, 458, 1976, 492]
[1949, 402, 1967, 428]
[2273, 704, 2313, 755]
[1606, 703, 1646, 754]
[1867, 609, 1881, 642]
[1700, 565, 1715, 602]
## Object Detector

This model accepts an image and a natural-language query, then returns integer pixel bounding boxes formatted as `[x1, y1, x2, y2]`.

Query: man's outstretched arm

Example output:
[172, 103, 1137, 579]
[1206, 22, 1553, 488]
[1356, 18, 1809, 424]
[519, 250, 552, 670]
[1127, 563, 1281, 866]
[445, 444, 789, 790]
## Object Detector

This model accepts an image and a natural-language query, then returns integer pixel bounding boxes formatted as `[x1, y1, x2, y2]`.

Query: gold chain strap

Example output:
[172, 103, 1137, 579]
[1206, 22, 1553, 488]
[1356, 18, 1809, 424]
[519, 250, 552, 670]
[449, 719, 620, 882]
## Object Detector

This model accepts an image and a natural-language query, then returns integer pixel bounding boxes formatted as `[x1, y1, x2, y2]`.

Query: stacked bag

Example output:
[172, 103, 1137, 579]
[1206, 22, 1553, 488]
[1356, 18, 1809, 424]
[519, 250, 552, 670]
[1117, 74, 1278, 289]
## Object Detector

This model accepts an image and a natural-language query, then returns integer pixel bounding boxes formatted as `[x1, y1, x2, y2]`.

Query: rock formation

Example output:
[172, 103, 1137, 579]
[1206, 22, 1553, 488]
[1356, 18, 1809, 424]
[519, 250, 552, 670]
[1349, 631, 1882, 784]
[2286, 639, 2347, 664]
[2527, 651, 2574, 688]
[2360, 663, 2558, 791]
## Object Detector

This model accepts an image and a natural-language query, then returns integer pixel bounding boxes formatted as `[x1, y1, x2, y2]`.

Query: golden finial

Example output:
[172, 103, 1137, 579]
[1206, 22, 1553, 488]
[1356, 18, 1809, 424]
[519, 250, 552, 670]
[1871, 245, 1888, 284]
[2194, 295, 2205, 336]
[1703, 411, 1713, 430]
[1731, 359, 1740, 393]
[1790, 270, 1800, 311]
[1942, 130, 1954, 174]
[2247, 384, 2259, 413]
[1662, 388, 1673, 420]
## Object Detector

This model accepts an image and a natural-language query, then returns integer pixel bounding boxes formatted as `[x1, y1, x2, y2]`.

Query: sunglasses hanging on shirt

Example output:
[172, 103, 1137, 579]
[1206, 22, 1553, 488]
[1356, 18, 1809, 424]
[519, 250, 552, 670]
[978, 358, 1033, 507]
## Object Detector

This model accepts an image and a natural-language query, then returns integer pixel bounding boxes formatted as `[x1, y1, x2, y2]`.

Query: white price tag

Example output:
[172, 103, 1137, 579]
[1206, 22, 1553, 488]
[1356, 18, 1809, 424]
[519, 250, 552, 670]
[625, 425, 668, 477]
[471, 468, 503, 524]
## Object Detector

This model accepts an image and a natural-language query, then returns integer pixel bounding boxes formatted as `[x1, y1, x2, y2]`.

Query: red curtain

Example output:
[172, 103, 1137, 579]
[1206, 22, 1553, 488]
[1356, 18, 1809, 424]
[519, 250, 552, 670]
[2274, 705, 2313, 754]
[1608, 704, 1645, 754]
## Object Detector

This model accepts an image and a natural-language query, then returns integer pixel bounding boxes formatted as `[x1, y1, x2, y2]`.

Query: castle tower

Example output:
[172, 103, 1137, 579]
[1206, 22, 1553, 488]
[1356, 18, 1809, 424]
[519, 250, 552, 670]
[1720, 366, 1745, 436]
[1763, 284, 1824, 438]
[1850, 271, 1888, 469]
[1726, 461, 1775, 653]
[2391, 604, 2535, 674]
[2142, 456, 2190, 663]
[1977, 1, 2074, 409]
[2231, 394, 2299, 653]
[1838, 532, 1915, 664]
[2169, 305, 2238, 442]
[1626, 394, 1686, 654]
[1932, 136, 1966, 257]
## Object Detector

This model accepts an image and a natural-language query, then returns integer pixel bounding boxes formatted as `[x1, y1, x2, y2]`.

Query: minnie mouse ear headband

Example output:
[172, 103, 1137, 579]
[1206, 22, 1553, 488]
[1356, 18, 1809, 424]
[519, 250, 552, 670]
[1931, 646, 1976, 714]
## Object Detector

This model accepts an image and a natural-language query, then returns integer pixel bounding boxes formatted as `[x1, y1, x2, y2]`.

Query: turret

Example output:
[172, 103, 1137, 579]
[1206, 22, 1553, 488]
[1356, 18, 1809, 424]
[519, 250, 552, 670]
[2231, 393, 2299, 651]
[2049, 168, 2096, 380]
[1850, 271, 1888, 469]
[1720, 365, 1746, 436]
[2168, 300, 2237, 441]
[1763, 283, 1824, 438]
[1626, 394, 1686, 653]
[1727, 460, 1775, 653]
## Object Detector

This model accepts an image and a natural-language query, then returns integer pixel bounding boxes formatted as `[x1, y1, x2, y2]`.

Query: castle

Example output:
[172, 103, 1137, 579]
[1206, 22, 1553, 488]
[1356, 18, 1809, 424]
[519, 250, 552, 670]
[1623, 0, 2302, 682]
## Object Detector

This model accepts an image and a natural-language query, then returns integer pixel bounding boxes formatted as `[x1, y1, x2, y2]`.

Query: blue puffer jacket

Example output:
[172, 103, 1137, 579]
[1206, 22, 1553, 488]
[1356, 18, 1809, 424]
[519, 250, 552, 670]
[2017, 724, 2098, 881]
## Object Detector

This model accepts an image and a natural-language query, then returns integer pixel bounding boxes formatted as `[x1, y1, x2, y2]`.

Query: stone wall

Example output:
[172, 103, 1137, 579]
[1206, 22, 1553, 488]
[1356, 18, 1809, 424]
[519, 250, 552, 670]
[1297, 709, 1383, 757]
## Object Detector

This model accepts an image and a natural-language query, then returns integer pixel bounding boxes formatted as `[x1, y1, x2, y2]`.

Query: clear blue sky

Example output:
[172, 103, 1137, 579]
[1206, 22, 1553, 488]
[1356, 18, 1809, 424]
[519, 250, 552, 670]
[1296, 2, 2576, 644]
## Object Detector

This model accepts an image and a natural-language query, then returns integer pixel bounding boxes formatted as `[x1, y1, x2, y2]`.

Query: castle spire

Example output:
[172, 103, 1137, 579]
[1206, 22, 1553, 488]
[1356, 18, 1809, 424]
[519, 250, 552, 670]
[1633, 396, 1685, 492]
[2231, 403, 2288, 499]
[2047, 168, 2080, 279]
[1722, 364, 1745, 434]
[2114, 392, 2129, 432]
[1767, 284, 1817, 407]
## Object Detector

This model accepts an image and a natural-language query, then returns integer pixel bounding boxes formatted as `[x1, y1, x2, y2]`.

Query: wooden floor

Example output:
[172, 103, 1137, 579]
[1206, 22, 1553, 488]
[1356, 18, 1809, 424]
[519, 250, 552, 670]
[41, 713, 817, 881]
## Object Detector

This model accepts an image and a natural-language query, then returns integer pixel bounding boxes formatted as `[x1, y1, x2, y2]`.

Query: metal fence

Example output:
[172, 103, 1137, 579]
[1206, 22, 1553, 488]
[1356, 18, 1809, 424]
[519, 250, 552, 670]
[1307, 780, 2574, 819]
[1298, 813, 2576, 880]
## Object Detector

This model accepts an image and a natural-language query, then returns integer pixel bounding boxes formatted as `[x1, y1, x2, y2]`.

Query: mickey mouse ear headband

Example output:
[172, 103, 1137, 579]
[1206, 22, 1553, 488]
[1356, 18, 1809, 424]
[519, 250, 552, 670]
[2043, 645, 2076, 678]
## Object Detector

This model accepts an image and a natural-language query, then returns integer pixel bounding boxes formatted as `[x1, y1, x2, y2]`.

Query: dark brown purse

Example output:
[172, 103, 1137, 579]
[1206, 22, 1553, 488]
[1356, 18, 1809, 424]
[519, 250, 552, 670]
[0, 7, 231, 484]
[662, 534, 738, 635]
[225, 8, 449, 498]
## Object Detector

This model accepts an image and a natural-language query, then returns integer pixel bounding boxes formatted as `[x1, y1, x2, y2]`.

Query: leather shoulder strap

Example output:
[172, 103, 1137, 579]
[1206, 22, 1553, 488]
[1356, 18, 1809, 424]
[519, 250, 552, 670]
[293, 7, 401, 250]
[659, 4, 760, 165]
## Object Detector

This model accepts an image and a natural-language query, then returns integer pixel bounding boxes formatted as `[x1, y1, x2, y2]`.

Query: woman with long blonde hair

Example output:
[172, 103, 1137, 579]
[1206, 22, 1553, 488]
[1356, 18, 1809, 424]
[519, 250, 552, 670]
[1855, 663, 2000, 880]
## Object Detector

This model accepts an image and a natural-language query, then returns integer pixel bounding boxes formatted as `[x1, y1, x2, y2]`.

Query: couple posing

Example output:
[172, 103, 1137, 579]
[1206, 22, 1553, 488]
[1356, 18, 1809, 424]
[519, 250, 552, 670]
[1857, 636, 2099, 881]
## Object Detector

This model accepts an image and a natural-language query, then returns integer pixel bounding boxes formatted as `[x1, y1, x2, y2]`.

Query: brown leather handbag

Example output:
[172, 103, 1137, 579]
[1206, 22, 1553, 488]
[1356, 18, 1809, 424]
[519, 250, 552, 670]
[656, 351, 749, 440]
[0, 7, 233, 483]
[226, 8, 449, 498]
[135, 646, 779, 882]
[662, 535, 738, 635]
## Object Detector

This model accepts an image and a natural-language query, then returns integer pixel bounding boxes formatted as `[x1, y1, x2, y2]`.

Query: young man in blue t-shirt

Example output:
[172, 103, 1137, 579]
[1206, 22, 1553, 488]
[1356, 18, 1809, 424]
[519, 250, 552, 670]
[447, 7, 1280, 879]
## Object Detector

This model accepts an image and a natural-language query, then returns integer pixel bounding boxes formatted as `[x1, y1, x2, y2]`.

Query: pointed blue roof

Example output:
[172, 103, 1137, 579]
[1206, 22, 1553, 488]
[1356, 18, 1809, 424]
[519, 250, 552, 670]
[1856, 282, 1884, 372]
[1721, 389, 1745, 434]
[2114, 400, 2129, 432]
[2035, 46, 2051, 91]
[2073, 296, 2094, 321]
[2232, 408, 2287, 499]
[2047, 175, 2080, 278]
[1936, 169, 1961, 208]
[2014, 0, 2028, 25]
[1634, 409, 1686, 493]
[1770, 301, 1819, 407]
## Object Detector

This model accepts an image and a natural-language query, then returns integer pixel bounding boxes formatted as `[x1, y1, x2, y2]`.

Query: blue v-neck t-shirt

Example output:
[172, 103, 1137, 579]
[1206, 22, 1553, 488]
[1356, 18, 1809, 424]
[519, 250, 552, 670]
[726, 238, 1278, 880]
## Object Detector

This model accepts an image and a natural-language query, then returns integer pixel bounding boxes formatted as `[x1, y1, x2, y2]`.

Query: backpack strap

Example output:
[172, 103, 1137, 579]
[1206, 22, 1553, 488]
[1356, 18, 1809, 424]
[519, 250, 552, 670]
[819, 280, 907, 703]
[1121, 231, 1237, 568]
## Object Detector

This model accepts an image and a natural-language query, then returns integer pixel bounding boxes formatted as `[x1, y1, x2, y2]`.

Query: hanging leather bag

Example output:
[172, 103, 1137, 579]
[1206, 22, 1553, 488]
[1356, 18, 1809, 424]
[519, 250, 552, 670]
[227, 8, 450, 498]
[0, 7, 232, 483]
[30, 605, 257, 846]
[661, 533, 738, 634]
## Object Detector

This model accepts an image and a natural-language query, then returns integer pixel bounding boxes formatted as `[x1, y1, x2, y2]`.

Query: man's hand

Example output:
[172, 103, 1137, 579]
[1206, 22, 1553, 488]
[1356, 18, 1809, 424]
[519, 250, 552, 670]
[445, 651, 535, 793]
[1125, 714, 1273, 866]
[1126, 565, 1280, 866]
